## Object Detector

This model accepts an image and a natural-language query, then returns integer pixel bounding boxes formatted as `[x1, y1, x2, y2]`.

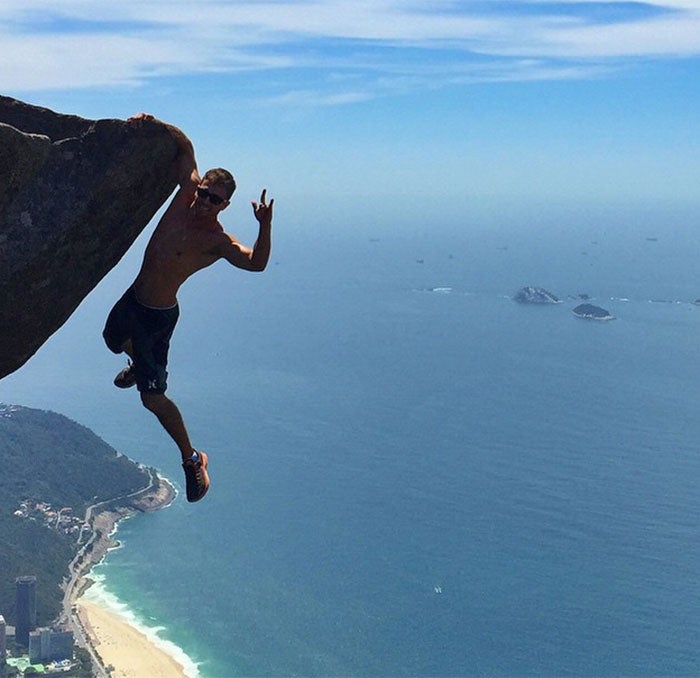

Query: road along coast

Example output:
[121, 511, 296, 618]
[62, 469, 196, 677]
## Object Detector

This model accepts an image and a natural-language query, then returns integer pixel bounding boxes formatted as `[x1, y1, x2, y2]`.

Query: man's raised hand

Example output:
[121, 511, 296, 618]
[252, 189, 274, 227]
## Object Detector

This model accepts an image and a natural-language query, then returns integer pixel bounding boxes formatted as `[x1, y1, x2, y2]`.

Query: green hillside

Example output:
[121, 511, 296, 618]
[0, 404, 150, 626]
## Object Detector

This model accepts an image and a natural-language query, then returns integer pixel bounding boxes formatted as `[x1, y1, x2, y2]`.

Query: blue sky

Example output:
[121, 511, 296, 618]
[2, 1, 699, 222]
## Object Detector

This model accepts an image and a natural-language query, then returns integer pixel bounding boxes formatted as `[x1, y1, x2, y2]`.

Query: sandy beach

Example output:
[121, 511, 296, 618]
[65, 472, 197, 677]
[77, 598, 190, 678]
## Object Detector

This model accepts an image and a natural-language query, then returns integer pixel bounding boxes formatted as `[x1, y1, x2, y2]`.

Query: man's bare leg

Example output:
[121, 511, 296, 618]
[141, 392, 210, 502]
[140, 392, 194, 461]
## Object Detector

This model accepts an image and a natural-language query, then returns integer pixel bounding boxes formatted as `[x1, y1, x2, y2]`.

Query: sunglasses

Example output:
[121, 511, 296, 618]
[196, 186, 226, 206]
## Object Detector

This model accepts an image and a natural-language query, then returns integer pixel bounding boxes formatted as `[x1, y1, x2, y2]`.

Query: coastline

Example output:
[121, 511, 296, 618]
[76, 598, 193, 678]
[65, 470, 199, 678]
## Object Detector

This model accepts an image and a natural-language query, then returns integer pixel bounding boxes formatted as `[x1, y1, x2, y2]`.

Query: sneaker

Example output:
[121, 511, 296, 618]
[114, 360, 137, 388]
[182, 450, 210, 502]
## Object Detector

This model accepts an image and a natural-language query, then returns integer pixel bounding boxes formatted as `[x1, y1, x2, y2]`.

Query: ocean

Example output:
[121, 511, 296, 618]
[2, 199, 700, 676]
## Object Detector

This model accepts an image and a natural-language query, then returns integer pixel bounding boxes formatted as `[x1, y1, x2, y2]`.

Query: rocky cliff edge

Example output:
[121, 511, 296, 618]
[0, 95, 180, 378]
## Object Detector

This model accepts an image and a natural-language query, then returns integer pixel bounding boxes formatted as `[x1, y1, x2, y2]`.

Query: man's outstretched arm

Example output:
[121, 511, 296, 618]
[127, 113, 200, 192]
[218, 189, 274, 272]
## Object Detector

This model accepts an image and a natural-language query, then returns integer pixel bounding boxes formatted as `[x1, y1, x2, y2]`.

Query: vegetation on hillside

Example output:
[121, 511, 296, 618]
[0, 404, 150, 626]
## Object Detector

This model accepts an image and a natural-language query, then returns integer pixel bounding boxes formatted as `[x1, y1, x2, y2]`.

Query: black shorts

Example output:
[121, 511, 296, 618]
[103, 287, 180, 394]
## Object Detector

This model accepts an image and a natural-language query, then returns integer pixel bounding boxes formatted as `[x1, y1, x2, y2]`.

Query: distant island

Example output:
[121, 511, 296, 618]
[513, 286, 561, 304]
[572, 303, 614, 321]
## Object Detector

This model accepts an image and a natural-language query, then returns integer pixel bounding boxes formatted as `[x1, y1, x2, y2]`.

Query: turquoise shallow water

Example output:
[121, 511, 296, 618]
[2, 202, 700, 676]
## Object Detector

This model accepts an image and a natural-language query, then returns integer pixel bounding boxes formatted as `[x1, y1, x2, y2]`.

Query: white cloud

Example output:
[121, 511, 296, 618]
[1, 0, 699, 96]
[264, 88, 374, 106]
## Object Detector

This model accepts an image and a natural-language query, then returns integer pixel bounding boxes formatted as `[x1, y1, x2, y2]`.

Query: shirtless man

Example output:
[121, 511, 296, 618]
[103, 113, 273, 503]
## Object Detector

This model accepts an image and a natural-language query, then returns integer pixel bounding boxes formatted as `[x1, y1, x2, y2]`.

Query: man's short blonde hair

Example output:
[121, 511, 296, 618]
[202, 168, 236, 199]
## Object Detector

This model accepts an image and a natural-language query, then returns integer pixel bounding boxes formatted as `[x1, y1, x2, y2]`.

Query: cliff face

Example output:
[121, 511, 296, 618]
[0, 95, 180, 379]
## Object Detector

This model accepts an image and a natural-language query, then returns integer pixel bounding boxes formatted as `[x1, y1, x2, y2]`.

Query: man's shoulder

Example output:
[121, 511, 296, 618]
[215, 224, 238, 241]
[198, 228, 237, 257]
[206, 226, 234, 246]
